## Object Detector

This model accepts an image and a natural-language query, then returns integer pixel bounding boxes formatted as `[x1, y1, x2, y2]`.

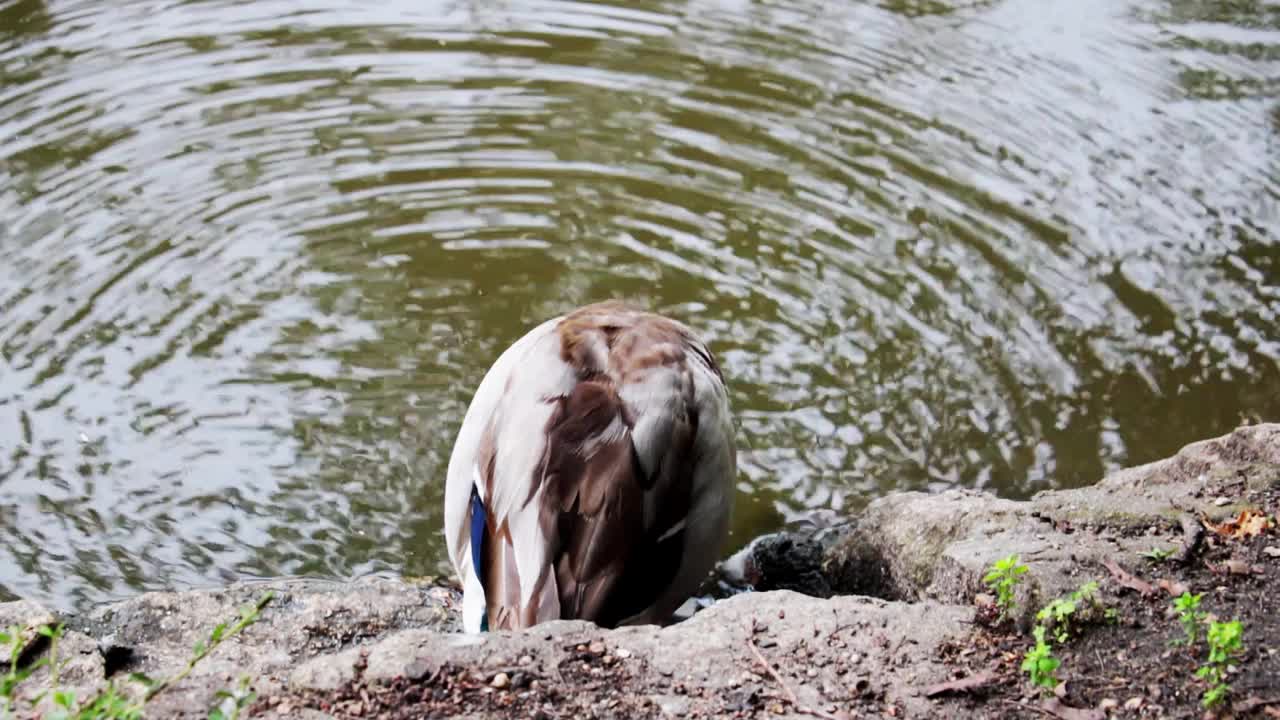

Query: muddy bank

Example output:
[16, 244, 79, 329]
[4, 424, 1279, 718]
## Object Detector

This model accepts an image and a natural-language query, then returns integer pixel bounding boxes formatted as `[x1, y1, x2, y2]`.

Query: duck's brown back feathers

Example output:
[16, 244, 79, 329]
[448, 302, 734, 631]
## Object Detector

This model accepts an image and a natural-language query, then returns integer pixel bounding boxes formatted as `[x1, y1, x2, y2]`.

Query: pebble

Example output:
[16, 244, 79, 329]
[1264, 546, 1280, 558]
[1213, 496, 1231, 506]
[1099, 698, 1118, 711]
[491, 672, 510, 689]
[615, 648, 633, 659]
[1124, 697, 1144, 710]
[806, 668, 818, 678]
[519, 654, 533, 665]
[588, 640, 606, 655]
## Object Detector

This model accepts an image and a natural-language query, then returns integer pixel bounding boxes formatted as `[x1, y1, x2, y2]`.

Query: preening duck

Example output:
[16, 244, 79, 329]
[444, 301, 736, 633]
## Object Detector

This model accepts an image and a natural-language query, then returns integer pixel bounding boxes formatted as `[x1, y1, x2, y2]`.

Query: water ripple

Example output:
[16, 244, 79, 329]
[1, 0, 1278, 609]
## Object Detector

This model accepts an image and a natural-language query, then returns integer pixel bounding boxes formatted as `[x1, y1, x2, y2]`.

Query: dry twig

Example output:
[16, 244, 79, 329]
[745, 622, 842, 720]
[922, 670, 998, 698]
[1102, 559, 1155, 596]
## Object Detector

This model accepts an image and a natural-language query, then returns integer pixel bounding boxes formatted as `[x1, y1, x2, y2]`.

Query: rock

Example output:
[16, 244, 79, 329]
[822, 424, 1280, 624]
[62, 576, 452, 715]
[0, 600, 56, 664]
[650, 694, 691, 717]
[1, 424, 1277, 720]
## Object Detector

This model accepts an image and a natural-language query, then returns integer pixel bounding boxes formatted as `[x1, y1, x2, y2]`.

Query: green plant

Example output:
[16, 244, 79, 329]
[1196, 620, 1244, 708]
[1173, 592, 1207, 646]
[1021, 625, 1061, 690]
[1035, 581, 1101, 642]
[1139, 547, 1174, 562]
[2, 625, 41, 718]
[1, 592, 273, 720]
[983, 554, 1029, 618]
[208, 675, 255, 720]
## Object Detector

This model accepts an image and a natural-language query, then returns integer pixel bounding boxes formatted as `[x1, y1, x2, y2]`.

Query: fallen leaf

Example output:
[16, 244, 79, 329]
[922, 670, 997, 698]
[1103, 559, 1155, 596]
[1041, 697, 1105, 720]
[1235, 696, 1280, 713]
[1204, 508, 1273, 539]
[1223, 559, 1262, 576]
[1157, 578, 1189, 597]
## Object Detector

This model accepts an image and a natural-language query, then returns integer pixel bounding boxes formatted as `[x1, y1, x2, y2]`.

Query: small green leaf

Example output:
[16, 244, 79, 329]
[128, 671, 156, 687]
[53, 689, 74, 708]
[208, 709, 226, 720]
[210, 623, 227, 644]
[193, 640, 206, 656]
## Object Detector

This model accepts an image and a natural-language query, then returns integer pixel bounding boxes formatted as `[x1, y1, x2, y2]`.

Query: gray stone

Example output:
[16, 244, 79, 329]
[0, 599, 56, 664]
[650, 693, 691, 717]
[1, 424, 1276, 719]
[822, 423, 1280, 624]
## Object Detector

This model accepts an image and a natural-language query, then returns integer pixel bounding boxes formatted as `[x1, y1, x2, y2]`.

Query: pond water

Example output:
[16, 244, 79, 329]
[1, 0, 1277, 611]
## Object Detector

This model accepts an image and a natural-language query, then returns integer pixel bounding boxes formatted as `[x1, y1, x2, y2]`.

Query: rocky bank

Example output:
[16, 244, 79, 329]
[4, 424, 1280, 719]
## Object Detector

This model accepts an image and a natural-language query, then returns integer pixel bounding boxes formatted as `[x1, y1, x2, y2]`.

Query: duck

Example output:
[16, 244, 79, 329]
[443, 301, 736, 633]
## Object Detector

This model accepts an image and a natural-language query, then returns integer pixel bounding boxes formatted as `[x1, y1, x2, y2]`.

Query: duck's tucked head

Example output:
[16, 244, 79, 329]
[443, 301, 735, 633]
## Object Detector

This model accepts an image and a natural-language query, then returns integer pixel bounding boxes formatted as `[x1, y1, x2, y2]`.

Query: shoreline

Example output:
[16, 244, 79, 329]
[4, 423, 1278, 718]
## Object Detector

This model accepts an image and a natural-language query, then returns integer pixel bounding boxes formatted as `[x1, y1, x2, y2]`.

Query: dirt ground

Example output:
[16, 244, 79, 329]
[258, 487, 1280, 720]
[935, 485, 1280, 720]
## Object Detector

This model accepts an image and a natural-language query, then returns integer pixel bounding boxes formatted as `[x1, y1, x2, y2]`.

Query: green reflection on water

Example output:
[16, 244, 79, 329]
[0, 0, 1277, 610]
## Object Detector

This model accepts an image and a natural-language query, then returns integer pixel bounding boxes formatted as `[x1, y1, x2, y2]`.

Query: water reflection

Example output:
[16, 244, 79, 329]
[0, 0, 1277, 611]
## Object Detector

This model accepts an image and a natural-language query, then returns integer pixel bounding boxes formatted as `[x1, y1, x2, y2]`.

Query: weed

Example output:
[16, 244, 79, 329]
[2, 625, 45, 719]
[1196, 620, 1244, 708]
[1021, 625, 1061, 691]
[1172, 592, 1207, 646]
[1034, 581, 1102, 642]
[208, 676, 255, 720]
[982, 554, 1029, 618]
[0, 591, 273, 720]
[1139, 547, 1174, 562]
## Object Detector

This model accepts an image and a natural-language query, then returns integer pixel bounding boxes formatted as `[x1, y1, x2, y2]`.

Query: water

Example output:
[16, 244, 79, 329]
[1, 0, 1277, 611]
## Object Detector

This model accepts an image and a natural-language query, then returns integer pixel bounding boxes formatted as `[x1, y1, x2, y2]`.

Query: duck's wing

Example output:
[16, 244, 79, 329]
[548, 311, 735, 627]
